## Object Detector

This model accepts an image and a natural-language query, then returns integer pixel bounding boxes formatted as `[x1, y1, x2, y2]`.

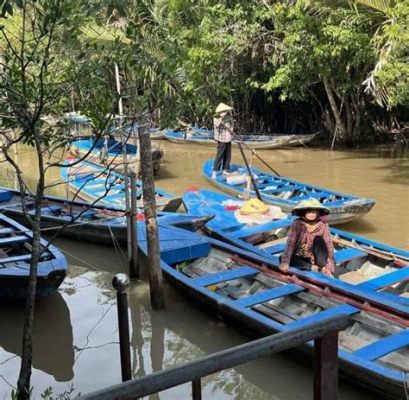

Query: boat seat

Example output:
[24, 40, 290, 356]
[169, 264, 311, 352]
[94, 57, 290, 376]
[41, 205, 63, 214]
[0, 254, 32, 264]
[353, 330, 409, 361]
[358, 268, 409, 291]
[322, 200, 347, 207]
[193, 266, 258, 287]
[72, 209, 97, 220]
[290, 192, 324, 202]
[283, 304, 359, 331]
[0, 235, 29, 245]
[335, 248, 367, 263]
[235, 284, 304, 307]
[74, 173, 95, 182]
[0, 227, 16, 236]
[261, 184, 304, 194]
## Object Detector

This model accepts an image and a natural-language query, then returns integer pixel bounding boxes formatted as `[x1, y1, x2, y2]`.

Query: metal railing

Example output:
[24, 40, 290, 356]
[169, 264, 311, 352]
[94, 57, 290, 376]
[78, 313, 350, 400]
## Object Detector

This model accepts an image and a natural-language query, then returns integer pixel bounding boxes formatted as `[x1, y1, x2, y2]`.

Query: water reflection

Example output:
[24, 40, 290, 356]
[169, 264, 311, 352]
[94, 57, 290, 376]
[0, 293, 74, 382]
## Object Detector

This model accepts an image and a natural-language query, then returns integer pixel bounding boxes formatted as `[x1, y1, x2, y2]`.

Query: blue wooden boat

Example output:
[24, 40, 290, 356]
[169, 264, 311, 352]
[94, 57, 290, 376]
[138, 223, 409, 399]
[60, 158, 179, 211]
[0, 187, 210, 246]
[121, 123, 165, 140]
[63, 112, 93, 138]
[190, 127, 319, 147]
[163, 129, 293, 149]
[203, 159, 375, 225]
[183, 188, 409, 303]
[69, 136, 164, 175]
[0, 214, 68, 300]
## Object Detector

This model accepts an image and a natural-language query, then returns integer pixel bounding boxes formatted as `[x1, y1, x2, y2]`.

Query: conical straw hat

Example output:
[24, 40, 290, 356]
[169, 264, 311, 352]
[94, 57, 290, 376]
[291, 198, 330, 215]
[215, 103, 233, 114]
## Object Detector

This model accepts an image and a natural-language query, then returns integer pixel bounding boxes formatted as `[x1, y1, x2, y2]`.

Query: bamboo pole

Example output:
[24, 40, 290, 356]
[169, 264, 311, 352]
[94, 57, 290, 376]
[139, 126, 165, 309]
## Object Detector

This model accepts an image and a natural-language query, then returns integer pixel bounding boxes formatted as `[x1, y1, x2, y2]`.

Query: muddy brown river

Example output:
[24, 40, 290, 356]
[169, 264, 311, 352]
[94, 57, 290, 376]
[0, 142, 408, 399]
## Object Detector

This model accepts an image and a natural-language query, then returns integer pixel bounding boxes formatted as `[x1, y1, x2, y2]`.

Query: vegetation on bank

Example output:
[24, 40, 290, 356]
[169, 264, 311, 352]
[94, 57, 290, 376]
[1, 0, 408, 145]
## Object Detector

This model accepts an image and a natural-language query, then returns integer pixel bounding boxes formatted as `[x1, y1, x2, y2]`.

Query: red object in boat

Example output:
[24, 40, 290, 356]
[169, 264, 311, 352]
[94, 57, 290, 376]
[224, 205, 240, 211]
[136, 213, 145, 221]
[186, 185, 200, 192]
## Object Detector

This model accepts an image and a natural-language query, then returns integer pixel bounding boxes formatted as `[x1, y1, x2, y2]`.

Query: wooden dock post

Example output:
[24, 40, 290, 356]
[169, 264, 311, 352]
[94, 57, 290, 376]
[112, 273, 132, 382]
[139, 127, 165, 309]
[314, 332, 339, 400]
[129, 171, 138, 279]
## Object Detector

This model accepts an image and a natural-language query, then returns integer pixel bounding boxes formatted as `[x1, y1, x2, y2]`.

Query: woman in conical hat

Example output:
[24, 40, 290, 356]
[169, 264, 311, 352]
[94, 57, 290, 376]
[212, 103, 234, 179]
[279, 198, 334, 276]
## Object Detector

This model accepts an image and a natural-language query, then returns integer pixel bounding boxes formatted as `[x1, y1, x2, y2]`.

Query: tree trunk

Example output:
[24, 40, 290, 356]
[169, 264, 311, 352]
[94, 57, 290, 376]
[323, 77, 347, 141]
[16, 128, 45, 400]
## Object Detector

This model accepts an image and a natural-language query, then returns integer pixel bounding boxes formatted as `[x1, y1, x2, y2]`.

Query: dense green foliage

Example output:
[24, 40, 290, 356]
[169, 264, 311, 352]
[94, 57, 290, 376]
[1, 0, 408, 145]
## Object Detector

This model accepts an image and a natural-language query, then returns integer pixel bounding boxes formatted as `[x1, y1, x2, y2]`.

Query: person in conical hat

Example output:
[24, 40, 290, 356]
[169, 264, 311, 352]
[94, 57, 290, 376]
[212, 102, 234, 179]
[279, 198, 334, 276]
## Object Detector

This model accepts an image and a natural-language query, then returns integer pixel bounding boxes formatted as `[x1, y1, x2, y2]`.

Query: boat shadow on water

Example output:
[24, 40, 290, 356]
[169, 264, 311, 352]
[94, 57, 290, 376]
[0, 292, 74, 382]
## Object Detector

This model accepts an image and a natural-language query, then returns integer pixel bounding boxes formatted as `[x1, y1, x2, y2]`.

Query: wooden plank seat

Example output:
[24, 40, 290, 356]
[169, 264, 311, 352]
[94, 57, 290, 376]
[353, 330, 409, 361]
[284, 304, 359, 330]
[0, 254, 32, 264]
[358, 268, 409, 291]
[0, 227, 16, 236]
[321, 199, 348, 207]
[193, 266, 258, 287]
[235, 284, 304, 307]
[41, 205, 63, 214]
[261, 184, 305, 194]
[335, 248, 367, 263]
[0, 235, 29, 245]
[290, 192, 326, 202]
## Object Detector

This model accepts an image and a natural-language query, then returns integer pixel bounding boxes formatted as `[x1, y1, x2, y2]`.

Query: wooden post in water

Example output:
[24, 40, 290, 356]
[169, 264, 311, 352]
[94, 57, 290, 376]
[313, 332, 339, 400]
[129, 171, 138, 279]
[112, 273, 132, 382]
[139, 127, 165, 309]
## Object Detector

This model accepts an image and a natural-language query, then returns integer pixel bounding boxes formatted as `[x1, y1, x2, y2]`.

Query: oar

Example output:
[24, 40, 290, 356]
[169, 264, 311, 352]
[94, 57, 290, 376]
[232, 132, 281, 177]
[236, 140, 263, 201]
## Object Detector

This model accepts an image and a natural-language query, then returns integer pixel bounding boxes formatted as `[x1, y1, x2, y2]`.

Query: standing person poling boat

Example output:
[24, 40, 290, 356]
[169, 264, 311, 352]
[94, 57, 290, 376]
[212, 103, 234, 179]
[279, 198, 335, 276]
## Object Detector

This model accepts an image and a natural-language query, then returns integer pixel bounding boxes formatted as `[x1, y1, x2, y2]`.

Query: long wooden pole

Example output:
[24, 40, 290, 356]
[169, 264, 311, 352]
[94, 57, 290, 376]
[129, 172, 138, 278]
[236, 141, 263, 201]
[139, 127, 165, 309]
[114, 62, 132, 264]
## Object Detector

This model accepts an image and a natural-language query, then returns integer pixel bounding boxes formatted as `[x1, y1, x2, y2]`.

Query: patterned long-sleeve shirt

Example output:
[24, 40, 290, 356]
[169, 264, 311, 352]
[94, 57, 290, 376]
[213, 115, 233, 143]
[280, 219, 335, 273]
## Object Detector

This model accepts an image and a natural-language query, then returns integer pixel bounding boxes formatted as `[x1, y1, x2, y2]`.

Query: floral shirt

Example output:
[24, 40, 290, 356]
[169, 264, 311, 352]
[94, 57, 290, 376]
[281, 219, 335, 273]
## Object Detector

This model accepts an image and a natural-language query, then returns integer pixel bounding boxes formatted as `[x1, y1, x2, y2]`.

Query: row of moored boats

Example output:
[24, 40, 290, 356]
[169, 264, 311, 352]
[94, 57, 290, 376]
[1, 115, 408, 399]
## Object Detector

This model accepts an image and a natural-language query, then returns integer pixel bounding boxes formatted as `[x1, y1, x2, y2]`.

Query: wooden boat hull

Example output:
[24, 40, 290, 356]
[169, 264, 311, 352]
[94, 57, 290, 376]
[0, 187, 210, 245]
[183, 188, 409, 304]
[0, 214, 68, 300]
[60, 158, 177, 211]
[189, 128, 319, 148]
[138, 224, 409, 399]
[0, 188, 206, 246]
[164, 130, 294, 149]
[69, 137, 164, 175]
[203, 159, 375, 225]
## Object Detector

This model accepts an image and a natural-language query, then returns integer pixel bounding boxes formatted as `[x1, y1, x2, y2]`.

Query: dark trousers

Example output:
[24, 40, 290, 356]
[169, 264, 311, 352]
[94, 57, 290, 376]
[286, 236, 328, 271]
[213, 141, 232, 172]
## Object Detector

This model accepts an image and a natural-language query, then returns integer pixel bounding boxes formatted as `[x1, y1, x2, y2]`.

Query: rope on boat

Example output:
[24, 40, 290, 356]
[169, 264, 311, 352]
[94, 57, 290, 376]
[59, 247, 100, 271]
[108, 223, 127, 262]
